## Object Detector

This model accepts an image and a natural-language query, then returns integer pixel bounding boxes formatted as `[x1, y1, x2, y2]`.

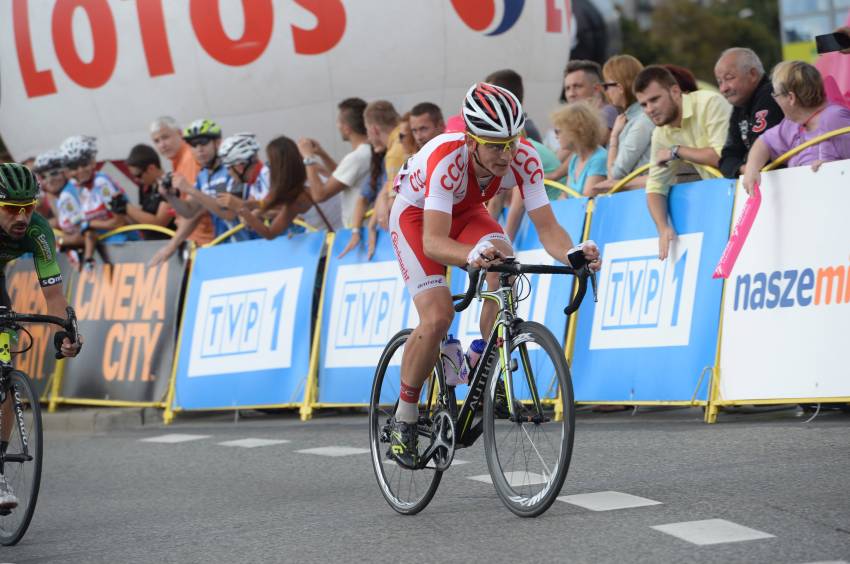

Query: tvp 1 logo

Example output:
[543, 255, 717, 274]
[324, 261, 419, 368]
[188, 268, 303, 377]
[590, 234, 703, 349]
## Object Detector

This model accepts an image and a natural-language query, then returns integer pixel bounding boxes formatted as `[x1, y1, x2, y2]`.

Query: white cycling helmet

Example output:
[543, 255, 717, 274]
[462, 82, 526, 139]
[33, 150, 66, 173]
[60, 135, 98, 164]
[218, 133, 260, 166]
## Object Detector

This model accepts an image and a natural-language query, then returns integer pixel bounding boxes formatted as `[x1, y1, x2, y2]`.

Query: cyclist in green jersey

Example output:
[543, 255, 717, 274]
[0, 163, 82, 509]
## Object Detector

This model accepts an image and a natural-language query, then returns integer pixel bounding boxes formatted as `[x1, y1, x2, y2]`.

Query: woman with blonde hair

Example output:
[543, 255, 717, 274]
[743, 60, 850, 194]
[551, 102, 608, 196]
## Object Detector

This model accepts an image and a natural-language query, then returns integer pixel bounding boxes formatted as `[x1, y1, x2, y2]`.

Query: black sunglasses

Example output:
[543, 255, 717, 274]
[187, 137, 213, 148]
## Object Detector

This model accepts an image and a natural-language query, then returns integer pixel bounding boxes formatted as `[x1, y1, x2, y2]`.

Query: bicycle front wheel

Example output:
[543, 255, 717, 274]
[369, 329, 446, 515]
[0, 370, 43, 545]
[483, 321, 575, 517]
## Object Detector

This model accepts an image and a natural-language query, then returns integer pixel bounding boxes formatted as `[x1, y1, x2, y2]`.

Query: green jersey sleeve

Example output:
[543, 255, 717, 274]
[25, 214, 63, 287]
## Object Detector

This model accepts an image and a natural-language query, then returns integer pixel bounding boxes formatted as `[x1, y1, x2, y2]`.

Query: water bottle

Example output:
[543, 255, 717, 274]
[461, 338, 487, 382]
[440, 335, 465, 386]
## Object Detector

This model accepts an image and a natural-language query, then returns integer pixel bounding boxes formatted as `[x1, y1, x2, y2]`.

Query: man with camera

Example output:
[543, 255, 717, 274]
[115, 144, 176, 239]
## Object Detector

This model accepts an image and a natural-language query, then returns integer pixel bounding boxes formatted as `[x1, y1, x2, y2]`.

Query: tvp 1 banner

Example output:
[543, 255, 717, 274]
[60, 240, 185, 403]
[6, 252, 72, 399]
[719, 161, 850, 401]
[447, 197, 589, 398]
[318, 229, 419, 405]
[571, 181, 735, 402]
[174, 232, 324, 410]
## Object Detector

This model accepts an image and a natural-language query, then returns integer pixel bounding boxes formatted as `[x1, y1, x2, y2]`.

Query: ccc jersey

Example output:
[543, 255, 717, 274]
[393, 132, 550, 214]
[0, 213, 63, 287]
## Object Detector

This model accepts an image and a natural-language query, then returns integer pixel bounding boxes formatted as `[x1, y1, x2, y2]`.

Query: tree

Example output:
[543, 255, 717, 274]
[620, 0, 781, 82]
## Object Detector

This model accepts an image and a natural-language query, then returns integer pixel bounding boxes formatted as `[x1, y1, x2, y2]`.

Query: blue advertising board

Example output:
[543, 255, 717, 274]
[317, 229, 417, 404]
[570, 180, 735, 401]
[173, 232, 324, 409]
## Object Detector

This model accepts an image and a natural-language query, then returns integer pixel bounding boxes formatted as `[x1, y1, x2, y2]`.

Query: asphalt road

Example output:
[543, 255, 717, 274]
[5, 406, 850, 563]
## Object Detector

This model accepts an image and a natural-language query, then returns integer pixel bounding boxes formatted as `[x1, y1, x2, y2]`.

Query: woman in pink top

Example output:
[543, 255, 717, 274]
[743, 60, 850, 194]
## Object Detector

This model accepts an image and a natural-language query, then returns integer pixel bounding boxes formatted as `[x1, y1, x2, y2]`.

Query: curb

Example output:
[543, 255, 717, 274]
[42, 407, 163, 434]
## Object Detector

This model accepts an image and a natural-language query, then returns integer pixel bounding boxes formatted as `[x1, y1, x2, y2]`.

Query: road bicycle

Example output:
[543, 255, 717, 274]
[369, 258, 596, 517]
[0, 306, 79, 545]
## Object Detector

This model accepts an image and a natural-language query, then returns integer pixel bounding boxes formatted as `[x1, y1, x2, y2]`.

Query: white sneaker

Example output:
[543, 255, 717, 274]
[0, 474, 18, 509]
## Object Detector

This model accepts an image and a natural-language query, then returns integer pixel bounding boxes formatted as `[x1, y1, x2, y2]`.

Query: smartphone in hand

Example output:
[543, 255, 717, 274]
[815, 32, 850, 54]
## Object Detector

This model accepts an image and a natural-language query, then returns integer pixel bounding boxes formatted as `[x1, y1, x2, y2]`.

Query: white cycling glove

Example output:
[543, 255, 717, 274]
[467, 240, 496, 265]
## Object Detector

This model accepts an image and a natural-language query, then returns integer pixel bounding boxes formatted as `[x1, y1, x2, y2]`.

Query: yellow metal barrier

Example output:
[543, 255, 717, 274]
[203, 218, 319, 248]
[543, 179, 583, 199]
[98, 223, 176, 240]
[607, 163, 723, 196]
[762, 126, 850, 171]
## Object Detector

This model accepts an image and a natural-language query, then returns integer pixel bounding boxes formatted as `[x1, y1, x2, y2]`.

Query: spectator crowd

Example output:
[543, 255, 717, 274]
[20, 43, 850, 268]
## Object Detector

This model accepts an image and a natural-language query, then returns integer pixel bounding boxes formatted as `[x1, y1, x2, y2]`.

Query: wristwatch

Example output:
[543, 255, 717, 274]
[670, 145, 680, 160]
[302, 156, 320, 166]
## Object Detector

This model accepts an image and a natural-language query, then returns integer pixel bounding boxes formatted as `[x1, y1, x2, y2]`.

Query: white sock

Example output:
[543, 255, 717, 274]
[395, 399, 419, 423]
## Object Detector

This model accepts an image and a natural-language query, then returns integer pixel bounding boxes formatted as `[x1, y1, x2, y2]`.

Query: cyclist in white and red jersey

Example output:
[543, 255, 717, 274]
[387, 83, 601, 468]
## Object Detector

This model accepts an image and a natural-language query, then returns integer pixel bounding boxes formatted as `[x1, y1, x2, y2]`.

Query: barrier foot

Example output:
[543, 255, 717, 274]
[163, 406, 175, 425]
[704, 367, 721, 424]
[299, 403, 314, 422]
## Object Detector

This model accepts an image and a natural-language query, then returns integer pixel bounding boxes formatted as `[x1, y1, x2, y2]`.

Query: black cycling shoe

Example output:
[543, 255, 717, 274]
[388, 419, 419, 469]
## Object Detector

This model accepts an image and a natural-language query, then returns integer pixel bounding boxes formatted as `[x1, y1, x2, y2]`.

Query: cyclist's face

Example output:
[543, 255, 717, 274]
[67, 158, 96, 184]
[37, 168, 67, 193]
[189, 138, 221, 169]
[468, 136, 519, 177]
[0, 201, 36, 239]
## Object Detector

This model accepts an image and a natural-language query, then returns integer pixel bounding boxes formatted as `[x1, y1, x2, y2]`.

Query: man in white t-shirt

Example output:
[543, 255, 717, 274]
[298, 98, 372, 228]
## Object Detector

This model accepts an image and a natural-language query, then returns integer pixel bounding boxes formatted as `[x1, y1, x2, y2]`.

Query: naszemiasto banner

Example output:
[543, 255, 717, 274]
[719, 160, 850, 401]
[61, 240, 185, 403]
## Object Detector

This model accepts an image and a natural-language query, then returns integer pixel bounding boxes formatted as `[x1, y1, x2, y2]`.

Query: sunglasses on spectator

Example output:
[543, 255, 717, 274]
[187, 137, 213, 148]
[602, 82, 619, 90]
[39, 169, 64, 179]
[467, 132, 520, 153]
[398, 133, 408, 141]
[770, 90, 788, 98]
[0, 200, 38, 215]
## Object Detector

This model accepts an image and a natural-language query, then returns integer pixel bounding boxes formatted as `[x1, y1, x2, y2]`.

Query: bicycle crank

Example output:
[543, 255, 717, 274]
[421, 410, 455, 471]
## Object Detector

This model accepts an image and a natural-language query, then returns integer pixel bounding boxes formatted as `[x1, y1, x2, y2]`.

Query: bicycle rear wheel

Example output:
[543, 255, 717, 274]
[0, 370, 43, 545]
[369, 329, 450, 515]
[483, 321, 575, 517]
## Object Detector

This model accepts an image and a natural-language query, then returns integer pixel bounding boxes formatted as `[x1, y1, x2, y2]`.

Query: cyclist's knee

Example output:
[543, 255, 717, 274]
[418, 309, 453, 340]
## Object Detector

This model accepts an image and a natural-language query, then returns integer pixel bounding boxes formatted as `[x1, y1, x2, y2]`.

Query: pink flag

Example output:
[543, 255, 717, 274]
[713, 183, 762, 279]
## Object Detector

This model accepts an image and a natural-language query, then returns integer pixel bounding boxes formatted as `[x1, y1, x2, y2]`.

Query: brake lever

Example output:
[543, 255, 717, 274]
[590, 270, 598, 303]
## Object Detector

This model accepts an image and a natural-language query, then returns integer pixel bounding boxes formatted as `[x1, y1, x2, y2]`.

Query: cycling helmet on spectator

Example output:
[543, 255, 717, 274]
[218, 133, 260, 166]
[60, 135, 98, 165]
[0, 163, 40, 201]
[33, 150, 66, 173]
[183, 119, 222, 142]
[462, 82, 526, 138]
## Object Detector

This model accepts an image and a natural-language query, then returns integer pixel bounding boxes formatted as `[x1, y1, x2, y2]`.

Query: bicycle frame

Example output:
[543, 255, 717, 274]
[446, 269, 527, 448]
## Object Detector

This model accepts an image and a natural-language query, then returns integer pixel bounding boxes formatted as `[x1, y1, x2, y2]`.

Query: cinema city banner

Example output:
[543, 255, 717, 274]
[1, 1, 574, 160]
[60, 241, 185, 404]
[719, 161, 850, 401]
[6, 252, 73, 399]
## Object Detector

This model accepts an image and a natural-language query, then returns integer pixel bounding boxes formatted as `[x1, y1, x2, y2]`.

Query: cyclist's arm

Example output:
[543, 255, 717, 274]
[527, 204, 575, 261]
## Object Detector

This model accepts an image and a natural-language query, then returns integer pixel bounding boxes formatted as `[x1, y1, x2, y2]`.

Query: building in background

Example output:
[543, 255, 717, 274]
[780, 0, 850, 62]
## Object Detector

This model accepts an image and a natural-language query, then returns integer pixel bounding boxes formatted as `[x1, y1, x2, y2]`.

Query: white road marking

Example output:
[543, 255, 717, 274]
[652, 518, 774, 546]
[558, 491, 662, 511]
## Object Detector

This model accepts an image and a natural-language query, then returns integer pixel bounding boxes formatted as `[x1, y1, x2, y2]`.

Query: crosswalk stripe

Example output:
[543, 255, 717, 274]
[140, 434, 210, 444]
[651, 518, 774, 546]
[295, 446, 369, 457]
[558, 491, 662, 511]
[218, 438, 290, 448]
